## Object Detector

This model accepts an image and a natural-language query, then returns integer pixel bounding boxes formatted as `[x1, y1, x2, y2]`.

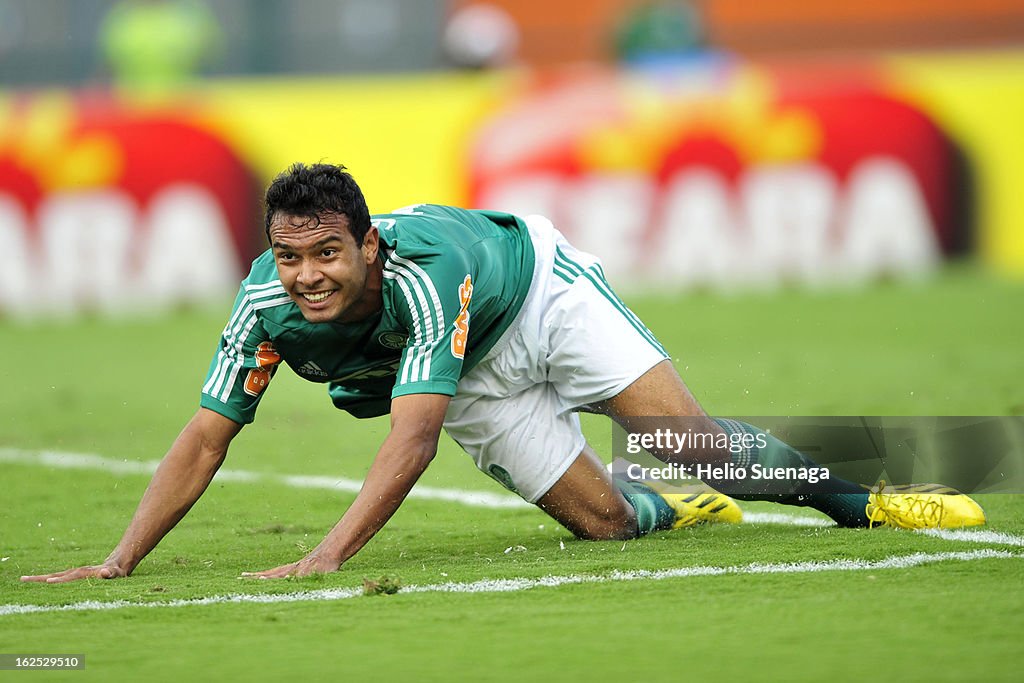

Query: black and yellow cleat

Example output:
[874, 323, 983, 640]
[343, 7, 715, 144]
[657, 489, 744, 529]
[866, 482, 986, 529]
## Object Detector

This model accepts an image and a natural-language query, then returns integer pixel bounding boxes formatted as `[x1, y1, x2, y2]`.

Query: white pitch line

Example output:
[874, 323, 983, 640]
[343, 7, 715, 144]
[916, 528, 1024, 547]
[5, 449, 1024, 546]
[1, 549, 1016, 617]
[0, 448, 528, 510]
[741, 512, 830, 527]
[0, 449, 829, 521]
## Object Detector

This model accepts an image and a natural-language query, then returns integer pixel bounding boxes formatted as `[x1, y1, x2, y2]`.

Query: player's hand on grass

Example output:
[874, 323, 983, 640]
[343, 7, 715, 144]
[240, 551, 341, 579]
[20, 561, 129, 584]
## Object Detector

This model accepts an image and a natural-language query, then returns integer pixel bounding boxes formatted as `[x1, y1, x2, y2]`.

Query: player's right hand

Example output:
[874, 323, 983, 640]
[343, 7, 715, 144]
[20, 562, 129, 584]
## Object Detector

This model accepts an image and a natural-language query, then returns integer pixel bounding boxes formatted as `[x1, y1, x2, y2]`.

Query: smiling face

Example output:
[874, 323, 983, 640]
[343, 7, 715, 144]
[269, 211, 382, 324]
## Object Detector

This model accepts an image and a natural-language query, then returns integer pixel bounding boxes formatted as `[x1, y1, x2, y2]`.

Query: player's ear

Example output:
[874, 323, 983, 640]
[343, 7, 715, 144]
[361, 226, 379, 264]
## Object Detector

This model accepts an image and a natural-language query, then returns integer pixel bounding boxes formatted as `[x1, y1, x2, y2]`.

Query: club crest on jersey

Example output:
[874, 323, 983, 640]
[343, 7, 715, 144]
[451, 274, 472, 360]
[244, 341, 281, 396]
[377, 331, 409, 350]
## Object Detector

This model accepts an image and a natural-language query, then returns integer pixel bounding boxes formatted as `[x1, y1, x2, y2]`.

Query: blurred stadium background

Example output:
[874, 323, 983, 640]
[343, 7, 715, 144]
[1, 0, 1023, 318]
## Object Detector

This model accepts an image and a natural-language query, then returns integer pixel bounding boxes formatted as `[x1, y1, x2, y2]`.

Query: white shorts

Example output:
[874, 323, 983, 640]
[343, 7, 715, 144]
[442, 216, 669, 503]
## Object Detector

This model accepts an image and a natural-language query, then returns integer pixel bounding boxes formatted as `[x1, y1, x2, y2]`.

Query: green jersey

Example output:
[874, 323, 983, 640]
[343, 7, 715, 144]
[200, 205, 535, 424]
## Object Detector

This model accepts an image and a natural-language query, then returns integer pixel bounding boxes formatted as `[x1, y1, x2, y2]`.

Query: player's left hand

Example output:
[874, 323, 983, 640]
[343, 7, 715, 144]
[240, 552, 340, 579]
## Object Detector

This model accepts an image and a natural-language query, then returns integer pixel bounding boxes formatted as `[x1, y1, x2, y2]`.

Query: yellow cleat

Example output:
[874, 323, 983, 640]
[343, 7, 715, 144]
[658, 490, 743, 529]
[866, 482, 986, 529]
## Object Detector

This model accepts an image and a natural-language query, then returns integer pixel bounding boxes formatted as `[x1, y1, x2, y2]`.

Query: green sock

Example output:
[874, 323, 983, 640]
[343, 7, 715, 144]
[614, 479, 677, 535]
[713, 419, 870, 527]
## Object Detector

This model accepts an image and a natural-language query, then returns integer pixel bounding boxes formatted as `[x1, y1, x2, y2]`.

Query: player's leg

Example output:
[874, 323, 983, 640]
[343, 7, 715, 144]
[527, 224, 827, 516]
[590, 347, 986, 529]
[444, 371, 734, 540]
[588, 357, 727, 464]
[443, 384, 667, 541]
[591, 359, 876, 527]
[537, 219, 982, 528]
[444, 387, 647, 540]
[534, 444, 639, 541]
[536, 443, 741, 538]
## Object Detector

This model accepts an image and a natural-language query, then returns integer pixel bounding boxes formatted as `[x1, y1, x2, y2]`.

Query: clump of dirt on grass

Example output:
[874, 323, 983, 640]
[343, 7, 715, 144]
[362, 575, 401, 596]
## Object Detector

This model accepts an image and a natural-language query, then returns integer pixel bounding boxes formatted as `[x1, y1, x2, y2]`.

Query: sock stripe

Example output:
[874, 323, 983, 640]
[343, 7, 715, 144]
[710, 418, 871, 527]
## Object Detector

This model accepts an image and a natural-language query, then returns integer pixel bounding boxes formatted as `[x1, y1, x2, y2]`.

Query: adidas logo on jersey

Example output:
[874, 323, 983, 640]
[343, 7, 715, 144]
[297, 361, 328, 378]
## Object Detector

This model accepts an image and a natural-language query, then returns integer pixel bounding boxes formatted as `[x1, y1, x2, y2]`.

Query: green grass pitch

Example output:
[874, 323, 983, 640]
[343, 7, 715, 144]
[1, 265, 1022, 681]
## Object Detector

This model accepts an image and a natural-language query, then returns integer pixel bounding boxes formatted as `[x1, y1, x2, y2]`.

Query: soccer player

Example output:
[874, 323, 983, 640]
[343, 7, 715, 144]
[22, 163, 985, 583]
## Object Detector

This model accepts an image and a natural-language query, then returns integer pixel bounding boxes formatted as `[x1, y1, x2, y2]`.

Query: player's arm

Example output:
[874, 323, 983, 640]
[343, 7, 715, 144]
[20, 407, 242, 584]
[242, 392, 449, 578]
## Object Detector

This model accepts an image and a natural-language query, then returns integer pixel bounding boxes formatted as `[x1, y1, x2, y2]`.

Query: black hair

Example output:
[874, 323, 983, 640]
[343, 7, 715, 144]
[263, 162, 372, 244]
